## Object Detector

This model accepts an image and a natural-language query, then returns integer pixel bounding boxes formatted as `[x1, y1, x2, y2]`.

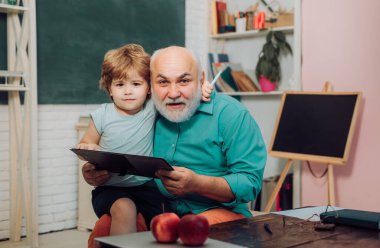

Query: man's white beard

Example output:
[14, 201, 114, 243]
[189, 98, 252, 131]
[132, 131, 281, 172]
[152, 85, 202, 123]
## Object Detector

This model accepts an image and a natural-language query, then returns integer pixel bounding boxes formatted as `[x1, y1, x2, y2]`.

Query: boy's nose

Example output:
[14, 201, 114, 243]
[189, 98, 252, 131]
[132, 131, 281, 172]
[124, 86, 132, 94]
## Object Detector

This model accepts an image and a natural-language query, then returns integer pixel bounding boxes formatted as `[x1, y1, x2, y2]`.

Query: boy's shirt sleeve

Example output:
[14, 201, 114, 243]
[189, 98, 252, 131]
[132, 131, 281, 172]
[90, 104, 107, 135]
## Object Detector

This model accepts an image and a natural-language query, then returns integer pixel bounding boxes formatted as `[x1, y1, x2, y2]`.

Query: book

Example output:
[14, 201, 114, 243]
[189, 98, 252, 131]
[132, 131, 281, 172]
[320, 209, 380, 230]
[208, 53, 230, 92]
[71, 148, 173, 178]
[210, 0, 218, 35]
[216, 1, 227, 33]
[231, 71, 260, 92]
[220, 66, 239, 92]
[212, 62, 235, 92]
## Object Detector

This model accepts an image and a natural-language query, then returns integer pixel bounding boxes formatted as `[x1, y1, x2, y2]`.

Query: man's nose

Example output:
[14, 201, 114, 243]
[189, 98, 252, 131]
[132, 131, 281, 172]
[167, 84, 181, 99]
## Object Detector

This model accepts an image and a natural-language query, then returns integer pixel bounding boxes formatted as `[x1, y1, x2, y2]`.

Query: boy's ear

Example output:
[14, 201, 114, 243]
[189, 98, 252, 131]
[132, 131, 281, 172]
[107, 87, 112, 96]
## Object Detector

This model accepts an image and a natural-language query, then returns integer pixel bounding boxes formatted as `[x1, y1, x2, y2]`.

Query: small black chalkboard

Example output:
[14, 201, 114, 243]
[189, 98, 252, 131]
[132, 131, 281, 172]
[269, 91, 361, 164]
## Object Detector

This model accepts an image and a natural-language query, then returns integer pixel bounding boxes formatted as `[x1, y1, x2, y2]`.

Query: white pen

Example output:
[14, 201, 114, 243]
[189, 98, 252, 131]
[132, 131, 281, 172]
[210, 68, 224, 87]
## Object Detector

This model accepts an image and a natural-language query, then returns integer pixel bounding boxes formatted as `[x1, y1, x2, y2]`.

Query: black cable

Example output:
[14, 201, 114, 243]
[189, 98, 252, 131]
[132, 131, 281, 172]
[307, 161, 328, 178]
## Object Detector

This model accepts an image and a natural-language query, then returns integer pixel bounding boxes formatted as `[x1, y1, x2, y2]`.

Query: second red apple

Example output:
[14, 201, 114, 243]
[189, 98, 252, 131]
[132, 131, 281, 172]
[178, 214, 210, 246]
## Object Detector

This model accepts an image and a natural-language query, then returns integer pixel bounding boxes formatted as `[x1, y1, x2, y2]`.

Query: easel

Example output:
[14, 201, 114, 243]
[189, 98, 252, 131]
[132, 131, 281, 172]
[264, 82, 360, 212]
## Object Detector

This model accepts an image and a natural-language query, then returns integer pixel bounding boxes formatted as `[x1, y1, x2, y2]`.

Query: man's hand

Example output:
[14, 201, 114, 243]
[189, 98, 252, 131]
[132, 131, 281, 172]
[82, 162, 111, 186]
[156, 166, 235, 202]
[156, 166, 199, 196]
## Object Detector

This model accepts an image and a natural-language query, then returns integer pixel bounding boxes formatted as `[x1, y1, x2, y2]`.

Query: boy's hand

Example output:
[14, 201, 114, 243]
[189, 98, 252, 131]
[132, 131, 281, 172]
[201, 80, 214, 102]
[77, 143, 100, 150]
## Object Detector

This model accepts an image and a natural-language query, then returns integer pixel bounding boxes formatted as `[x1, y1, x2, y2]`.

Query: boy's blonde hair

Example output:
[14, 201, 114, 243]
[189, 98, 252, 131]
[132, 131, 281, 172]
[99, 44, 150, 92]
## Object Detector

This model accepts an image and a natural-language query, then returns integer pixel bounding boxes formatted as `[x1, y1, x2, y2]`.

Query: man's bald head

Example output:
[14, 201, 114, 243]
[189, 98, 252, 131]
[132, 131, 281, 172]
[150, 46, 204, 123]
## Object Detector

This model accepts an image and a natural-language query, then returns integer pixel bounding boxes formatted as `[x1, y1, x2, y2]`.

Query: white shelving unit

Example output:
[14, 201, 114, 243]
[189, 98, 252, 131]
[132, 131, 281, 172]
[0, 0, 38, 247]
[210, 26, 293, 40]
[222, 91, 283, 96]
[208, 0, 302, 210]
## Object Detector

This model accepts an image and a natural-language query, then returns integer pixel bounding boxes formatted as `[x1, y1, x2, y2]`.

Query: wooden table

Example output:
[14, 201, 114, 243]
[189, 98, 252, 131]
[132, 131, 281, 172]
[96, 210, 380, 248]
[209, 213, 380, 248]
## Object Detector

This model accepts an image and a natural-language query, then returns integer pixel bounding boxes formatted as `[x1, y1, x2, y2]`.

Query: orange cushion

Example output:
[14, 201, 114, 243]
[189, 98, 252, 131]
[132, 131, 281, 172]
[88, 209, 245, 248]
[198, 208, 245, 225]
[88, 214, 147, 248]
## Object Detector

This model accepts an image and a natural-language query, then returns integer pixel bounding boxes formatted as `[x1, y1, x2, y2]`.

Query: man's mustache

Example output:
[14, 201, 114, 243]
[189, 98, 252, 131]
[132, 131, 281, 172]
[164, 99, 186, 105]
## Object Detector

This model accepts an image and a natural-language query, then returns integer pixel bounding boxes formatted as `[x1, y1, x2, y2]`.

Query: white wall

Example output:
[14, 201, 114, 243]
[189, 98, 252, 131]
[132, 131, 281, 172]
[0, 0, 209, 239]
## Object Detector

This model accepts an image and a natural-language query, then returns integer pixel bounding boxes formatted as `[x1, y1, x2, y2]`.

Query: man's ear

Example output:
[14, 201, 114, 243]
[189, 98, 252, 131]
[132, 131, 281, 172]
[200, 71, 205, 85]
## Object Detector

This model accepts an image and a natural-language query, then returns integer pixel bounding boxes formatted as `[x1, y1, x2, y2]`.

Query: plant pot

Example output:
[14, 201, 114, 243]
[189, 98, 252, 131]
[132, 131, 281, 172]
[259, 76, 276, 92]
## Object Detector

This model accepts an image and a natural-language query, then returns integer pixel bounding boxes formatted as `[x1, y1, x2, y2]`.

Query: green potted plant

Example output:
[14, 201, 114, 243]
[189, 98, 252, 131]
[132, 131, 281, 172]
[255, 30, 292, 92]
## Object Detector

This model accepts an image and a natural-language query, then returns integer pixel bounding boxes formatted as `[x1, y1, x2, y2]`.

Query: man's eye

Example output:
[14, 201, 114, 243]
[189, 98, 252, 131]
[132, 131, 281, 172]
[180, 79, 190, 84]
[158, 80, 168, 85]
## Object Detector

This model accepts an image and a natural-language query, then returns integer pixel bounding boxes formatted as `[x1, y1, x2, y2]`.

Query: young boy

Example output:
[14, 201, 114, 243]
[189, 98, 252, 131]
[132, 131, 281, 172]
[77, 44, 212, 238]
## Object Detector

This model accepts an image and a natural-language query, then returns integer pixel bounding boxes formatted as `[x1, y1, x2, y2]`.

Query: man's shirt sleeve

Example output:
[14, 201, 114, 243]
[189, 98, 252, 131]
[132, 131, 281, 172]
[220, 110, 267, 206]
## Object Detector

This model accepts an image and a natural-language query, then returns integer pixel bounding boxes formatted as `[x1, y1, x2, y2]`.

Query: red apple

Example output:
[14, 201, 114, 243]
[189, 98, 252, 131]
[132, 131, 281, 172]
[179, 214, 210, 246]
[150, 212, 180, 243]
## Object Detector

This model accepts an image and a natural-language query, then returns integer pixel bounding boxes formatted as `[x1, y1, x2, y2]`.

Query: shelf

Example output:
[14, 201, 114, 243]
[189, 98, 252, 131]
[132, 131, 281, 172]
[210, 26, 293, 40]
[0, 70, 23, 77]
[0, 71, 26, 91]
[0, 85, 28, 91]
[0, 3, 27, 14]
[219, 91, 283, 96]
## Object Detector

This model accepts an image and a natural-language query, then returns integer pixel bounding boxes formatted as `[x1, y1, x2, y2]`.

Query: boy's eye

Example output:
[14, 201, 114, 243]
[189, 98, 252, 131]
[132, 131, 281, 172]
[132, 82, 142, 86]
[115, 83, 124, 87]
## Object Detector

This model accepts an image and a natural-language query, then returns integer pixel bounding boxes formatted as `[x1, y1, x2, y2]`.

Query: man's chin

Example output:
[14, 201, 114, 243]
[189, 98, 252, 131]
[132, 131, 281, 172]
[162, 110, 192, 123]
[166, 104, 186, 111]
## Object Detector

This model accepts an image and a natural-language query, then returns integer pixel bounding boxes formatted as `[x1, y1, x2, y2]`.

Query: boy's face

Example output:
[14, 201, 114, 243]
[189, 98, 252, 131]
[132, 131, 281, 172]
[109, 69, 150, 115]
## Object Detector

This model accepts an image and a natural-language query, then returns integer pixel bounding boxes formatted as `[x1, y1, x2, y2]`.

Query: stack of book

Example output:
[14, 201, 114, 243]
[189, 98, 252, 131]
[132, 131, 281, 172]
[208, 53, 260, 93]
[210, 0, 236, 34]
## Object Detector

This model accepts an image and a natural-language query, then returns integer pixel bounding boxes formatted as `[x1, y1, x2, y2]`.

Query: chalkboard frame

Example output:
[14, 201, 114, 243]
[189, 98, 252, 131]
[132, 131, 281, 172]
[269, 91, 362, 165]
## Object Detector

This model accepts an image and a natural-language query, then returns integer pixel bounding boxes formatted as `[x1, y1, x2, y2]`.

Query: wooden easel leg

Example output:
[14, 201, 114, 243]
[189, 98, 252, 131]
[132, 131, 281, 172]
[327, 164, 336, 206]
[264, 159, 293, 213]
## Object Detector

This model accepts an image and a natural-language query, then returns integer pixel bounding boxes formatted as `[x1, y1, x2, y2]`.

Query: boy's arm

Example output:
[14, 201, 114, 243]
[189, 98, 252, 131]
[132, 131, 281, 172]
[201, 80, 214, 102]
[77, 120, 101, 150]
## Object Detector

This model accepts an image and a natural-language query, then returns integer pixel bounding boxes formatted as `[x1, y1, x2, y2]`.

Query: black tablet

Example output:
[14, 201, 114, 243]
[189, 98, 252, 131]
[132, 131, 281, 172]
[71, 148, 173, 178]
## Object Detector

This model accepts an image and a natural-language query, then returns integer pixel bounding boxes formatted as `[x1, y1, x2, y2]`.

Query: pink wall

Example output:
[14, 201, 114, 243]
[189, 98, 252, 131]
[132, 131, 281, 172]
[301, 0, 380, 211]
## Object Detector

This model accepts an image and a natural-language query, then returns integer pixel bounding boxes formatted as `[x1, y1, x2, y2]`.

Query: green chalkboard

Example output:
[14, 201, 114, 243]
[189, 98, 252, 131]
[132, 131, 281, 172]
[1, 0, 185, 104]
[34, 0, 185, 104]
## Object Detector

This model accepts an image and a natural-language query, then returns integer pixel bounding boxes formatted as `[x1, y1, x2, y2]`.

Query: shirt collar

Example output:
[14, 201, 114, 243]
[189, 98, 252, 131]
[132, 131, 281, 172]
[196, 91, 215, 115]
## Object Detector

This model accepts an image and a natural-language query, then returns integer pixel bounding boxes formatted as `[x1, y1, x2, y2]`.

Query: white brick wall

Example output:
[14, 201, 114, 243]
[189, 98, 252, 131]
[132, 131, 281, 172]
[0, 2, 208, 240]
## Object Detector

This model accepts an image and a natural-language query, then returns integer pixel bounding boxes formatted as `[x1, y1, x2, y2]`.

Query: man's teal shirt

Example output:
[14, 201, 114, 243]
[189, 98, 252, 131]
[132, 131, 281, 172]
[154, 92, 267, 217]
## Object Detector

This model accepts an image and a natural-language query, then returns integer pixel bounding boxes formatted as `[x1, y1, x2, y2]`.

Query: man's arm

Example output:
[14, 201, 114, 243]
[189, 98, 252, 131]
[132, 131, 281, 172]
[156, 166, 234, 202]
